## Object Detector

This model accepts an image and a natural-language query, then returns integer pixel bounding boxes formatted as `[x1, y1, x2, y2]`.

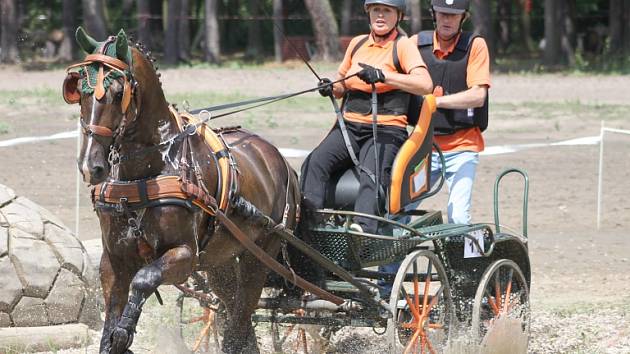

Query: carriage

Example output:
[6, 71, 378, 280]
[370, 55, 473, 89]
[64, 27, 531, 354]
[176, 98, 531, 354]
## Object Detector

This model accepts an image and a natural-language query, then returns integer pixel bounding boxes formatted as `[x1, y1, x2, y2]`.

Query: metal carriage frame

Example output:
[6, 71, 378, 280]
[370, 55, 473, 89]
[177, 166, 531, 353]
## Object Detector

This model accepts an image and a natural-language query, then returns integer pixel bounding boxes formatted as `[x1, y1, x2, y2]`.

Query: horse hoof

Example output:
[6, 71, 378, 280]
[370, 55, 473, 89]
[110, 327, 134, 354]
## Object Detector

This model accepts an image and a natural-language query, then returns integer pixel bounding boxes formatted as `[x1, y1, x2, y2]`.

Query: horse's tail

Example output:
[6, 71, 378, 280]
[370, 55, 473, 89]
[283, 157, 302, 231]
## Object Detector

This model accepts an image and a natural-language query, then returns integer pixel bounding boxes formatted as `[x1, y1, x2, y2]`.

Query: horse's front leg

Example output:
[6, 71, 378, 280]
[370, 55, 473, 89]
[109, 245, 194, 354]
[99, 251, 133, 354]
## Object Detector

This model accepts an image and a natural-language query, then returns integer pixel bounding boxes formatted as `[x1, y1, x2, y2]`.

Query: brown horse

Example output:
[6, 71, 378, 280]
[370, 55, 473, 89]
[64, 27, 300, 354]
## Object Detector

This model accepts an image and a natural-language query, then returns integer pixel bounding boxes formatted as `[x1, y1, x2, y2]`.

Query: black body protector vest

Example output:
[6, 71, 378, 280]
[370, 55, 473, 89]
[343, 34, 410, 118]
[418, 31, 489, 135]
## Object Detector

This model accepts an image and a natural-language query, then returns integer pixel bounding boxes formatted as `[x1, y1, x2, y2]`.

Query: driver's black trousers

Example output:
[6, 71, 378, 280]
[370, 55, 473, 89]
[300, 120, 407, 233]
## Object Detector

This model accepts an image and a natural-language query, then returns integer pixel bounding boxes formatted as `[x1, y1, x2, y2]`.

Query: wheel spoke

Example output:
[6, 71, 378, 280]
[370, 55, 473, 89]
[503, 268, 514, 314]
[484, 288, 501, 316]
[494, 269, 502, 311]
[422, 260, 433, 316]
[413, 262, 420, 312]
[404, 293, 422, 322]
[425, 334, 437, 354]
[403, 329, 422, 354]
[425, 285, 444, 316]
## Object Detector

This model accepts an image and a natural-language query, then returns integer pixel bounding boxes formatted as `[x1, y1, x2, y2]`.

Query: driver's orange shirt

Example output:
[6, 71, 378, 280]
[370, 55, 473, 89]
[338, 30, 427, 128]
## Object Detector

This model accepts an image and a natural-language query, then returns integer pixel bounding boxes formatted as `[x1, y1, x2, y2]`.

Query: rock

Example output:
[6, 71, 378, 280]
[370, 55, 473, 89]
[16, 196, 68, 231]
[0, 185, 102, 328]
[0, 312, 10, 327]
[0, 184, 15, 206]
[0, 257, 22, 313]
[0, 224, 7, 257]
[45, 269, 85, 325]
[45, 223, 84, 276]
[10, 237, 59, 298]
[11, 297, 49, 327]
[0, 201, 44, 238]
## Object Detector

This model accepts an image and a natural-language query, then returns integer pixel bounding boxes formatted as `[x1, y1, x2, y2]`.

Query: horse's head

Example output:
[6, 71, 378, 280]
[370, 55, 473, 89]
[64, 27, 165, 185]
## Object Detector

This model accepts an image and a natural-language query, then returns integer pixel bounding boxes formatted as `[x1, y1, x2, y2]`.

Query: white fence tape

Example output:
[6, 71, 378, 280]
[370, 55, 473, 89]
[0, 129, 603, 156]
[0, 127, 620, 235]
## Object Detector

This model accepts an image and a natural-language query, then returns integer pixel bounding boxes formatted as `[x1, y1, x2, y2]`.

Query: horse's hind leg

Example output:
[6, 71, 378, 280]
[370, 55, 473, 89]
[209, 253, 271, 354]
[110, 245, 194, 354]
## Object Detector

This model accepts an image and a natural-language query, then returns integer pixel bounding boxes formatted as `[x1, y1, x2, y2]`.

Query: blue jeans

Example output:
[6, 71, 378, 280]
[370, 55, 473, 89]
[378, 151, 480, 296]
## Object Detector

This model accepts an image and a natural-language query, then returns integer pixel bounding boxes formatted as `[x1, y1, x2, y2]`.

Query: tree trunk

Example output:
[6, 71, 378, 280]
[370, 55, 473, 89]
[59, 0, 77, 61]
[470, 0, 495, 61]
[164, 0, 181, 64]
[0, 0, 19, 63]
[544, 0, 561, 66]
[204, 0, 220, 63]
[304, 0, 341, 61]
[81, 0, 107, 40]
[496, 0, 511, 53]
[518, 0, 535, 52]
[137, 0, 152, 47]
[246, 0, 262, 58]
[408, 0, 422, 35]
[273, 0, 284, 62]
[137, 0, 163, 51]
[609, 0, 624, 55]
[178, 0, 191, 62]
[560, 0, 576, 66]
[340, 0, 352, 36]
[122, 0, 134, 29]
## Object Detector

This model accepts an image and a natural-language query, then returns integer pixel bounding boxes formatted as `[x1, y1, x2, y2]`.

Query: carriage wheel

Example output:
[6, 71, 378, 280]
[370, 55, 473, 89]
[177, 274, 223, 353]
[268, 310, 332, 354]
[471, 259, 530, 353]
[387, 249, 455, 354]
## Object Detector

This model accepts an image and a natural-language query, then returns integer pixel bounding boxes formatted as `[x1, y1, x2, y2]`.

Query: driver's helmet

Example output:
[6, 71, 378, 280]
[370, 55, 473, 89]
[431, 0, 470, 14]
[364, 0, 407, 16]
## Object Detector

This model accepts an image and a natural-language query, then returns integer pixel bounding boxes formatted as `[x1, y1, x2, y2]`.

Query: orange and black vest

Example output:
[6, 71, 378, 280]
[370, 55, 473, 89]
[417, 31, 489, 135]
[343, 34, 410, 118]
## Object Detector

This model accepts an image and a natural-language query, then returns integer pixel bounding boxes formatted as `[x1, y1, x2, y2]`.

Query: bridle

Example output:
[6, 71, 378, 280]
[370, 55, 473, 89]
[64, 37, 140, 170]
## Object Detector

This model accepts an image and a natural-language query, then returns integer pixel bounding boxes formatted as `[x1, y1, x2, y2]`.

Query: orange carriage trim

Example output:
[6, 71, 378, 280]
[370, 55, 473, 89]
[388, 95, 437, 214]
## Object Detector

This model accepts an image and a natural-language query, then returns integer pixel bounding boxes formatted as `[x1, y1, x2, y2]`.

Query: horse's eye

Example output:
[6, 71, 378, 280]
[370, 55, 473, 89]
[115, 91, 124, 101]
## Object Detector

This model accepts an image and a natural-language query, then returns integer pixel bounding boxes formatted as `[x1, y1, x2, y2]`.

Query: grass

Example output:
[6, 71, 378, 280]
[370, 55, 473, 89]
[0, 121, 9, 135]
[0, 88, 62, 107]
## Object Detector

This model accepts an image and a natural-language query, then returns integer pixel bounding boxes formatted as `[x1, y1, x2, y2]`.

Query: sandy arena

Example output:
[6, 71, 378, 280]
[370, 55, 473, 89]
[0, 65, 629, 353]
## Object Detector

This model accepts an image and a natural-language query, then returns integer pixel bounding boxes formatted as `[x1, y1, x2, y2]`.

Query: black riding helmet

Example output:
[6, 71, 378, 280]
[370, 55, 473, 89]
[430, 0, 470, 14]
[364, 0, 406, 16]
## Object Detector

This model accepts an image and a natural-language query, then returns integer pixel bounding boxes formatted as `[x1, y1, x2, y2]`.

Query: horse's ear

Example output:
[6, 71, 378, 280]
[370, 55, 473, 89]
[115, 29, 129, 63]
[75, 27, 98, 53]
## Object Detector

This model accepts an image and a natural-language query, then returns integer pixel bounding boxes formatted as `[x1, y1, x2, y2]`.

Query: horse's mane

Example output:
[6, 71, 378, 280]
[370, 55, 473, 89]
[128, 36, 162, 86]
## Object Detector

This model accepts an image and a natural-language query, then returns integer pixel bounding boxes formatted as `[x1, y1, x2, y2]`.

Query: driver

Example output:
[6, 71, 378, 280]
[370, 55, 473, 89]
[300, 0, 433, 235]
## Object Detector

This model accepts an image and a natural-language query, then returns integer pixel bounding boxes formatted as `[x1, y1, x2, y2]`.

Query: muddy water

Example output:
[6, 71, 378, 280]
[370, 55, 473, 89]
[445, 317, 528, 354]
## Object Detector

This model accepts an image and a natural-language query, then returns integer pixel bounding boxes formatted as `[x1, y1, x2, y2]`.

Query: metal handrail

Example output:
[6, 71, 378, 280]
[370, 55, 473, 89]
[493, 168, 529, 238]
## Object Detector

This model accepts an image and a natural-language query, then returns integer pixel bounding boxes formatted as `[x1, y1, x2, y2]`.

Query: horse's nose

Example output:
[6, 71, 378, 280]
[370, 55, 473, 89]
[91, 166, 106, 181]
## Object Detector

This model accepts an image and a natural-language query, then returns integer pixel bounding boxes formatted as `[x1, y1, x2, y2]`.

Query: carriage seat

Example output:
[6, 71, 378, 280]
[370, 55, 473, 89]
[324, 95, 437, 215]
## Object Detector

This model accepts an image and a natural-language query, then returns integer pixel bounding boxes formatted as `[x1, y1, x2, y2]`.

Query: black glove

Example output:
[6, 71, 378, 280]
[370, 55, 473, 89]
[318, 78, 333, 97]
[357, 63, 385, 84]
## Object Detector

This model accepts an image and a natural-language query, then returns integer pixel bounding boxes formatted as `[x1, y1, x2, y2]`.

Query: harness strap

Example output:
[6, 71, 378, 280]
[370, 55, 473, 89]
[213, 210, 344, 305]
[80, 119, 114, 137]
[330, 96, 377, 183]
[85, 54, 129, 71]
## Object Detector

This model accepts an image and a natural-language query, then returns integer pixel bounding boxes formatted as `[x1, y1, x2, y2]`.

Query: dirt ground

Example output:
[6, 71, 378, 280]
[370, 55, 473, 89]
[1, 65, 629, 353]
